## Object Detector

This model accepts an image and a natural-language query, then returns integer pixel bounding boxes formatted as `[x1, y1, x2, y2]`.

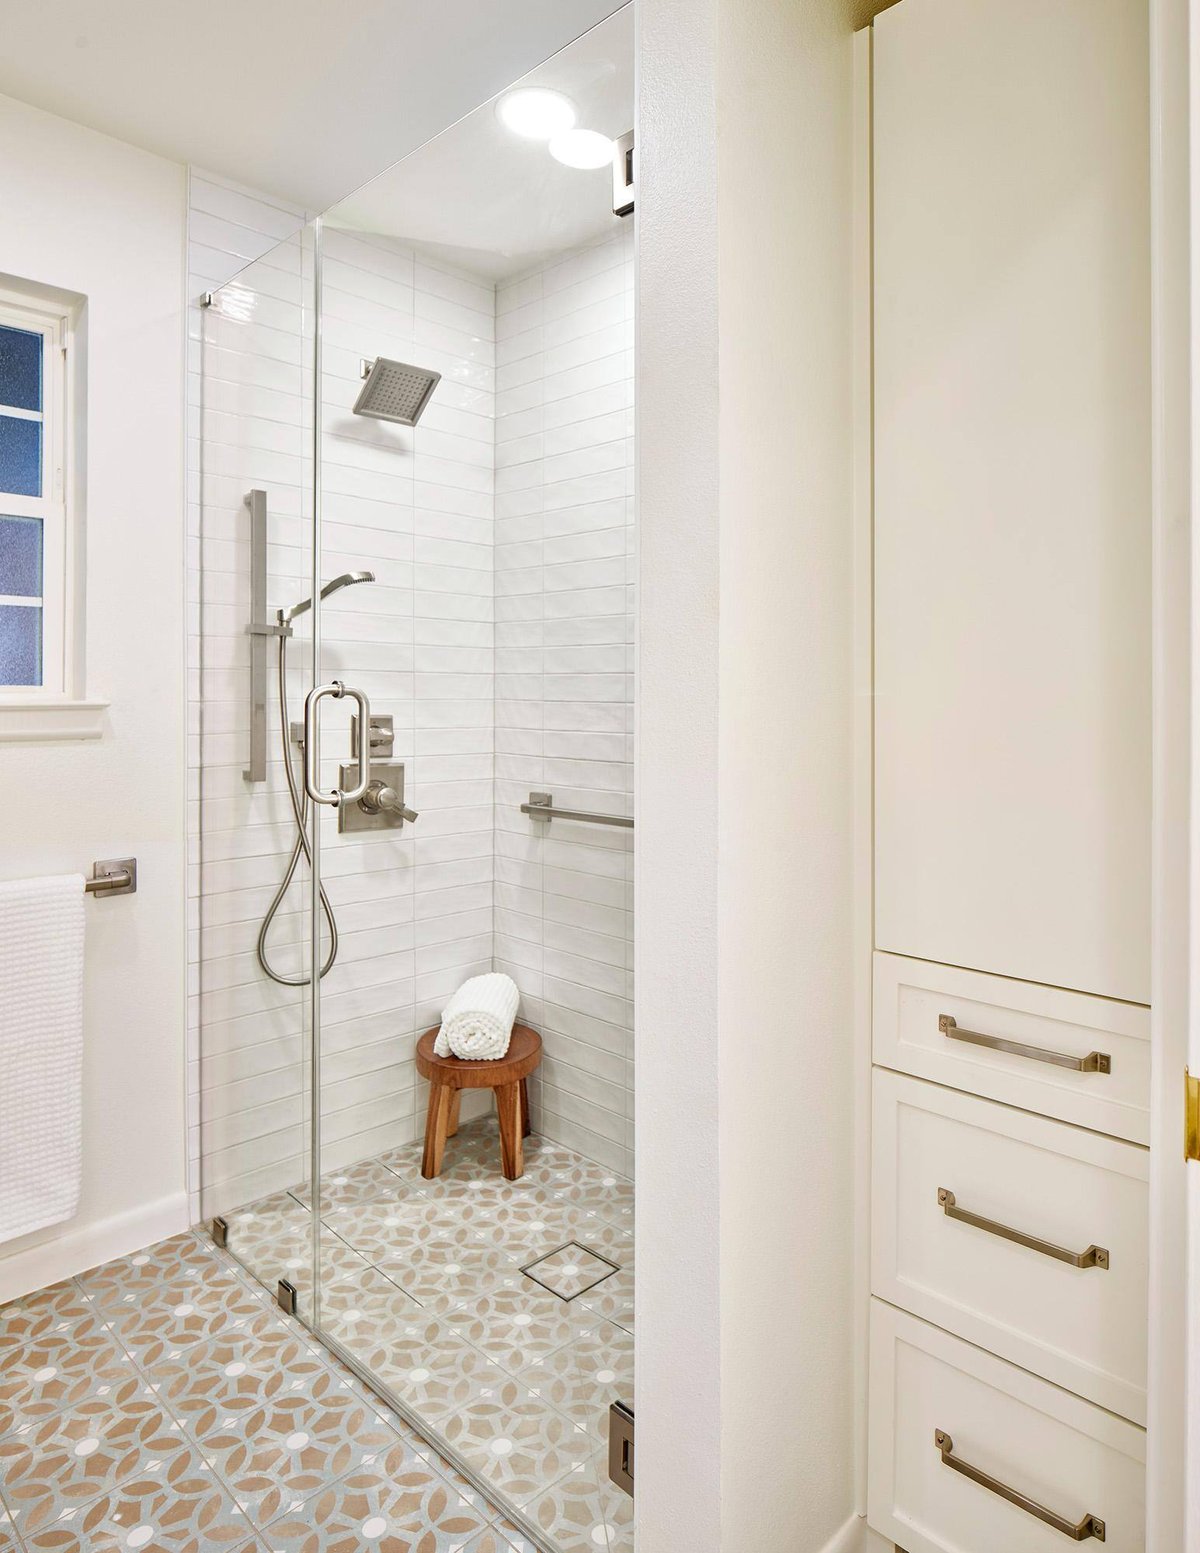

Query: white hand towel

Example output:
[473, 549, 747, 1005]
[434, 972, 519, 1061]
[0, 874, 85, 1244]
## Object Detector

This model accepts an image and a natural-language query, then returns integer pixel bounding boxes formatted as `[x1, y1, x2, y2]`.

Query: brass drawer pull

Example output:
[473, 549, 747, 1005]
[935, 1430, 1105, 1541]
[939, 1013, 1111, 1074]
[937, 1188, 1109, 1269]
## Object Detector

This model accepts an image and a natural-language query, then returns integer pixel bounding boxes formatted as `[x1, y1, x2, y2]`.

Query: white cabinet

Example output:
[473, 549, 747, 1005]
[871, 0, 1152, 1005]
[873, 953, 1151, 1144]
[872, 1068, 1149, 1421]
[869, 1303, 1147, 1553]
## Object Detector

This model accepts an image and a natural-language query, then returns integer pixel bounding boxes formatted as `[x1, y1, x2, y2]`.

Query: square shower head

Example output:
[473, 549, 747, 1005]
[352, 357, 441, 426]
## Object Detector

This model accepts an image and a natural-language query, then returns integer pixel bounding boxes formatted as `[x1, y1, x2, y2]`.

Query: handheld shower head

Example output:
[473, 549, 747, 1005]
[278, 571, 375, 626]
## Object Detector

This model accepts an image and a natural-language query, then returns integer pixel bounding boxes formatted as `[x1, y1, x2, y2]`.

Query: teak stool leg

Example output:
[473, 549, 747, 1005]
[422, 1082, 455, 1179]
[447, 1089, 462, 1138]
[520, 1077, 531, 1138]
[496, 1082, 524, 1180]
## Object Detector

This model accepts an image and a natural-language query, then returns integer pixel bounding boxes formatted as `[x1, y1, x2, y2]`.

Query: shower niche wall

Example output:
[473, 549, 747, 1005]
[193, 11, 635, 1551]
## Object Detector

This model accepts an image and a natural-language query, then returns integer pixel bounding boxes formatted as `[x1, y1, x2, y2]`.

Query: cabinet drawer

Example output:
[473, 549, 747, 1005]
[874, 953, 1150, 1143]
[868, 1302, 1146, 1553]
[872, 1069, 1148, 1421]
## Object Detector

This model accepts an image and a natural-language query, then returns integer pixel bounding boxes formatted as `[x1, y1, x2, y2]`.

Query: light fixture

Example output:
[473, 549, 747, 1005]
[496, 88, 576, 141]
[548, 129, 616, 171]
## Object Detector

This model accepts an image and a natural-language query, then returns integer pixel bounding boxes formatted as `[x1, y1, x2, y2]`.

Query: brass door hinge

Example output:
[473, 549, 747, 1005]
[1186, 1069, 1200, 1161]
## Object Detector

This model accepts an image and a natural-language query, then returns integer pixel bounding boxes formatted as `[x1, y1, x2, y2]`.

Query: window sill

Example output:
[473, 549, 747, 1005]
[0, 698, 110, 742]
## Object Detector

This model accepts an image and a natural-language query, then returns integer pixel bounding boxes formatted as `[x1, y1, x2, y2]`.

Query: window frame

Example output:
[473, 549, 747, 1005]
[0, 285, 72, 705]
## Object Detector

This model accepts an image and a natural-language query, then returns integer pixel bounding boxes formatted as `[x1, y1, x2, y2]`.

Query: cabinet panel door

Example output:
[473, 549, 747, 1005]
[872, 0, 1151, 1002]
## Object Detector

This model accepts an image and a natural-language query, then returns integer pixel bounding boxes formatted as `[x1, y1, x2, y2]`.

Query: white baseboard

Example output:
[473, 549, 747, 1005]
[0, 1191, 190, 1305]
[819, 1515, 893, 1553]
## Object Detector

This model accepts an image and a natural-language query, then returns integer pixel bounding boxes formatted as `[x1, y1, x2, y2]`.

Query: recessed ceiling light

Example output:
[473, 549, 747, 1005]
[496, 88, 576, 141]
[549, 129, 616, 171]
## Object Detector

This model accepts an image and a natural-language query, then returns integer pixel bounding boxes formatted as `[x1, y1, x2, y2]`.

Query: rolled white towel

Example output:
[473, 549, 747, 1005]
[434, 972, 520, 1061]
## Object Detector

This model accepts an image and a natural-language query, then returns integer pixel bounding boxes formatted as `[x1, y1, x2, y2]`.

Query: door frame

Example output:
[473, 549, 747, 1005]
[1146, 0, 1193, 1544]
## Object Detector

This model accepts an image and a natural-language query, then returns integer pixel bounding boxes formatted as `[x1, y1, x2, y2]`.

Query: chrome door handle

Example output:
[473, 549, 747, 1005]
[934, 1430, 1105, 1541]
[937, 1188, 1109, 1269]
[303, 681, 371, 807]
[939, 1014, 1111, 1074]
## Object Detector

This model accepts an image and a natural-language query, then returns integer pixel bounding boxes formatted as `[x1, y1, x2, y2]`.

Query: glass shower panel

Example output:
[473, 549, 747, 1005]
[195, 222, 323, 1307]
[307, 12, 635, 1550]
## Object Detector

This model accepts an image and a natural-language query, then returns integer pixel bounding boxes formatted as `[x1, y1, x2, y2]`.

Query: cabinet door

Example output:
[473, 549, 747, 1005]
[872, 0, 1151, 1003]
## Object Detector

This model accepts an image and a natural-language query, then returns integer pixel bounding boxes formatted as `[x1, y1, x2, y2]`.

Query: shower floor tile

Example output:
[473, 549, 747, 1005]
[0, 1119, 633, 1553]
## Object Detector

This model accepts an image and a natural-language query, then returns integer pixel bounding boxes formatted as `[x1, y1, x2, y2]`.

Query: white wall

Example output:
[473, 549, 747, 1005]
[494, 228, 636, 1180]
[0, 93, 188, 1302]
[637, 0, 859, 1547]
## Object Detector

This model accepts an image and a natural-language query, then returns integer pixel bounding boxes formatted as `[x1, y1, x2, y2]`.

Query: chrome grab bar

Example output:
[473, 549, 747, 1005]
[934, 1431, 1106, 1541]
[303, 682, 371, 807]
[521, 791, 633, 829]
[937, 1188, 1109, 1269]
[939, 1014, 1111, 1074]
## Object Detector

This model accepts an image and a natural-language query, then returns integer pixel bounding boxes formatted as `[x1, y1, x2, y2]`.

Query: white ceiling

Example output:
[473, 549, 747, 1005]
[0, 0, 625, 211]
[328, 8, 633, 282]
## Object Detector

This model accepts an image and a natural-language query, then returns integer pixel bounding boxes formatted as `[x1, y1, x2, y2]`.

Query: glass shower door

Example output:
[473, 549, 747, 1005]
[196, 219, 325, 1310]
[305, 13, 636, 1546]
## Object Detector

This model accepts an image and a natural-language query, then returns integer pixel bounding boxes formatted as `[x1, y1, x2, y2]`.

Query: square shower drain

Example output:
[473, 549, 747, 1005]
[521, 1241, 621, 1302]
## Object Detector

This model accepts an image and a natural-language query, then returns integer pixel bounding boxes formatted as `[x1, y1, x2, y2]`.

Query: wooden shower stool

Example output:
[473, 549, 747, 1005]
[416, 1024, 542, 1181]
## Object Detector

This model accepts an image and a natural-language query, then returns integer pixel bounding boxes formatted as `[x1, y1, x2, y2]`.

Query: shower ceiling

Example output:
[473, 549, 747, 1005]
[327, 7, 633, 280]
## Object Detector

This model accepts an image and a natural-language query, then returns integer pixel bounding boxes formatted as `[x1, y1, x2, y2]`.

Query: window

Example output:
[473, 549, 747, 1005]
[0, 289, 68, 697]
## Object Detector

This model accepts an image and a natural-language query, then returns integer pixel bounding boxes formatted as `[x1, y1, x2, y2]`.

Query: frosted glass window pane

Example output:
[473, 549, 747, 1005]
[0, 416, 40, 497]
[0, 604, 41, 686]
[0, 325, 42, 412]
[0, 516, 42, 597]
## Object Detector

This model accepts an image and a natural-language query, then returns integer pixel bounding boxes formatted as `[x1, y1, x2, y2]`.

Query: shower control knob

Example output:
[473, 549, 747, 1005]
[360, 781, 419, 825]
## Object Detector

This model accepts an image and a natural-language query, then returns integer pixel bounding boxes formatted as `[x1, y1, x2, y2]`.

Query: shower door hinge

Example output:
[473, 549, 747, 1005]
[210, 1216, 229, 1250]
[276, 1279, 299, 1317]
[1186, 1068, 1200, 1161]
[608, 1400, 634, 1497]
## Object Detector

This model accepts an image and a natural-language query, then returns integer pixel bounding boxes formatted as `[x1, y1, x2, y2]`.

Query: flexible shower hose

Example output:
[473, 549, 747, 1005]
[255, 632, 340, 986]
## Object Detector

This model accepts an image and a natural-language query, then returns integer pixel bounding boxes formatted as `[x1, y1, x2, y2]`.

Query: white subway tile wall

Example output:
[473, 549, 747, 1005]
[494, 230, 636, 1179]
[188, 171, 634, 1221]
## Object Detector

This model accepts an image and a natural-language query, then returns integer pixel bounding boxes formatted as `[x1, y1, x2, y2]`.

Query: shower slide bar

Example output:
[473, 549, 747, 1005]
[521, 792, 634, 829]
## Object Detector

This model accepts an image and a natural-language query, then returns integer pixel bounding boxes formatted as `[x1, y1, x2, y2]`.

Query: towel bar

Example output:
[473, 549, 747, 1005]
[521, 792, 634, 829]
[84, 858, 137, 897]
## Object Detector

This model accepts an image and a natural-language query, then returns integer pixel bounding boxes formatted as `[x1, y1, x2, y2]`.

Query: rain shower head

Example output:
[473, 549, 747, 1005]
[352, 357, 441, 426]
[278, 571, 375, 626]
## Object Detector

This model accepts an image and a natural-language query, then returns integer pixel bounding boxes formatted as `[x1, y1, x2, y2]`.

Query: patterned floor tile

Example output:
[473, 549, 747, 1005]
[576, 1270, 634, 1335]
[521, 1246, 619, 1303]
[0, 1313, 140, 1436]
[486, 1515, 539, 1553]
[440, 1282, 601, 1377]
[146, 1319, 332, 1445]
[260, 1438, 489, 1552]
[77, 1235, 246, 1315]
[373, 1241, 519, 1315]
[525, 1461, 629, 1553]
[517, 1324, 633, 1443]
[289, 1159, 414, 1214]
[200, 1377, 405, 1525]
[20, 1446, 260, 1551]
[3, 1127, 635, 1553]
[438, 1388, 593, 1509]
[0, 1385, 188, 1535]
[1, 1281, 94, 1346]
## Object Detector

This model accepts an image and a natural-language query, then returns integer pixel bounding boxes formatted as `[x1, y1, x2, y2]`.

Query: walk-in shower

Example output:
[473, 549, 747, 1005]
[196, 12, 635, 1551]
